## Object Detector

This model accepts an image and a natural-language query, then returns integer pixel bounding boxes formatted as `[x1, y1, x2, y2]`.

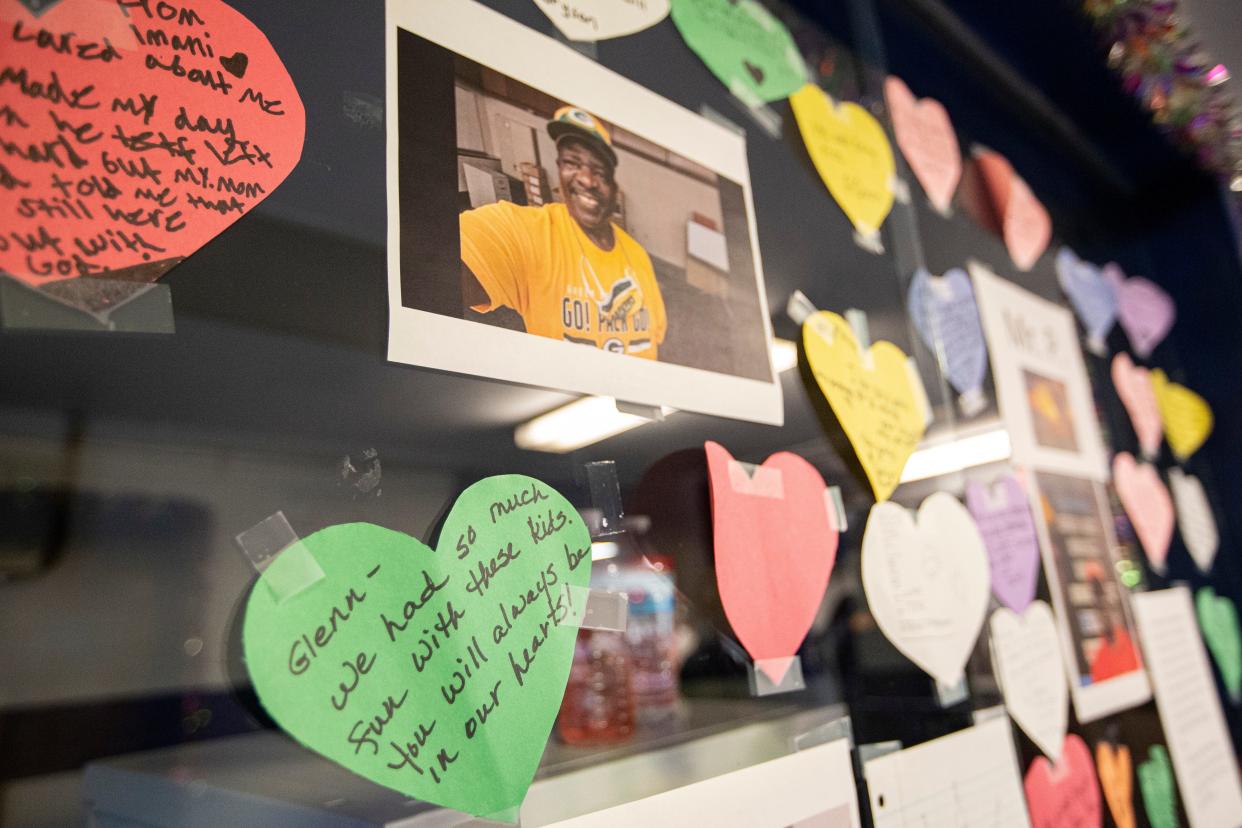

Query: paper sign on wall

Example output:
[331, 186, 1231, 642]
[1023, 734, 1102, 828]
[1096, 742, 1136, 828]
[669, 0, 807, 105]
[546, 737, 862, 827]
[1196, 586, 1242, 703]
[1170, 470, 1218, 572]
[802, 309, 926, 502]
[705, 441, 838, 683]
[1112, 452, 1174, 573]
[861, 492, 990, 685]
[534, 0, 670, 42]
[1132, 587, 1242, 828]
[790, 84, 896, 236]
[989, 600, 1068, 761]
[965, 474, 1040, 613]
[864, 717, 1030, 827]
[1111, 354, 1162, 459]
[1151, 369, 1213, 462]
[1056, 248, 1117, 355]
[1027, 470, 1150, 723]
[1104, 264, 1175, 360]
[242, 476, 593, 817]
[908, 267, 989, 414]
[972, 262, 1110, 481]
[0, 0, 305, 285]
[884, 76, 961, 214]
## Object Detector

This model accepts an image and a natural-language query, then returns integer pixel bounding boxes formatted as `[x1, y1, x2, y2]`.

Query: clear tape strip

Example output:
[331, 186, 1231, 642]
[727, 459, 784, 499]
[235, 511, 325, 603]
[793, 714, 855, 752]
[747, 655, 805, 696]
[846, 308, 874, 370]
[786, 290, 817, 326]
[565, 585, 628, 632]
[826, 485, 848, 532]
[582, 460, 625, 538]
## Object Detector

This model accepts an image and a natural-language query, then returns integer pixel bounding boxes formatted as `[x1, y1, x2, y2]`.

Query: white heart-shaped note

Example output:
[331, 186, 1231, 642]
[990, 601, 1068, 761]
[533, 0, 670, 42]
[1169, 469, 1218, 573]
[861, 492, 991, 685]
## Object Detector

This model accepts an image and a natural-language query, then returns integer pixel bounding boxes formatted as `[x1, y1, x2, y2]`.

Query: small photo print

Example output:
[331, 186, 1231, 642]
[385, 1, 782, 425]
[1022, 370, 1079, 453]
[1030, 471, 1150, 722]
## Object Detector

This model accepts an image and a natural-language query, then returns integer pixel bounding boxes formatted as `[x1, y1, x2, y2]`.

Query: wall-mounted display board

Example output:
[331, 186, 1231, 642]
[2, 0, 1241, 825]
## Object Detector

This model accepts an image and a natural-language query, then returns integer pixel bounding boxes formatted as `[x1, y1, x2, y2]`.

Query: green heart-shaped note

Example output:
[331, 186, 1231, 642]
[1196, 585, 1242, 703]
[1137, 745, 1178, 828]
[243, 475, 592, 817]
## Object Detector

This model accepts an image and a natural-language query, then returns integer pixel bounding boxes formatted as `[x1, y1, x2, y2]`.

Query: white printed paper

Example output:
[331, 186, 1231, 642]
[971, 262, 1109, 480]
[1132, 587, 1242, 828]
[546, 737, 861, 827]
[864, 717, 1030, 827]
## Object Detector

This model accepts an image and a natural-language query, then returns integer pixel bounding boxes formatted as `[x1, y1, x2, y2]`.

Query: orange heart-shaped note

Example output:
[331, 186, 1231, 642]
[1095, 742, 1136, 828]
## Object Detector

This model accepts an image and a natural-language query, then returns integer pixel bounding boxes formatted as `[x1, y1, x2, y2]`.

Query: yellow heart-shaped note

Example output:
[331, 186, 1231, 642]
[802, 310, 926, 501]
[790, 84, 896, 236]
[1151, 369, 1213, 461]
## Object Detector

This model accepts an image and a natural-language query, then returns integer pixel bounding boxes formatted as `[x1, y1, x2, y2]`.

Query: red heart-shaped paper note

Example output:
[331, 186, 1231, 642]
[1, 0, 305, 285]
[705, 441, 839, 683]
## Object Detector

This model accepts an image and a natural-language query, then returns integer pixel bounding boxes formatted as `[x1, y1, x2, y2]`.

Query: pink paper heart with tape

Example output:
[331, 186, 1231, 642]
[1111, 353, 1162, 458]
[885, 76, 961, 214]
[1113, 452, 1174, 572]
[705, 441, 839, 683]
[0, 0, 306, 285]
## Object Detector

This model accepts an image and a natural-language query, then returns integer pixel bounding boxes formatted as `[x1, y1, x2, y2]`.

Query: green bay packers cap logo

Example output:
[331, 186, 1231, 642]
[548, 106, 619, 168]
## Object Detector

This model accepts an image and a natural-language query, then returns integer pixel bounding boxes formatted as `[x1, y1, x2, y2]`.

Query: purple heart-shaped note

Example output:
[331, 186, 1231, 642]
[1103, 263, 1175, 360]
[965, 474, 1040, 613]
[1055, 248, 1117, 354]
[908, 268, 989, 399]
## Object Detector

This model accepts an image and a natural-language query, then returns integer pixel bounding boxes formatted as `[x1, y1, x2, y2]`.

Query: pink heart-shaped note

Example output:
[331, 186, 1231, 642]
[1111, 353, 1162, 458]
[705, 441, 839, 683]
[1024, 734, 1102, 828]
[1, 0, 305, 285]
[885, 76, 961, 214]
[1113, 452, 1174, 571]
[1103, 264, 1175, 360]
[973, 150, 1051, 271]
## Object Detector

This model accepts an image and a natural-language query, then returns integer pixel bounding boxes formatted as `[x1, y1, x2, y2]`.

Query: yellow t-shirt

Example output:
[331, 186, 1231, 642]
[460, 201, 667, 360]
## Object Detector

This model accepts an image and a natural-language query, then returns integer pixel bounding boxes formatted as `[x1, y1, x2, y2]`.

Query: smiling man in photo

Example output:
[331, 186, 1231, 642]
[459, 106, 668, 359]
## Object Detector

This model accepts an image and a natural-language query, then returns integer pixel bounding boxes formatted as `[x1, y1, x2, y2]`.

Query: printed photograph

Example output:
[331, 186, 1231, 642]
[1030, 471, 1150, 721]
[1022, 370, 1079, 452]
[386, 2, 782, 425]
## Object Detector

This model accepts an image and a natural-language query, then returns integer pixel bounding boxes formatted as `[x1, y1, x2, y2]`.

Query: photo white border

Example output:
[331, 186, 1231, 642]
[970, 262, 1108, 481]
[385, 0, 783, 425]
[1026, 470, 1151, 723]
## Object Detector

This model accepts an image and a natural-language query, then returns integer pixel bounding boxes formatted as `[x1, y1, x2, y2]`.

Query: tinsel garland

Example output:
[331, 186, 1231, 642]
[1084, 0, 1241, 187]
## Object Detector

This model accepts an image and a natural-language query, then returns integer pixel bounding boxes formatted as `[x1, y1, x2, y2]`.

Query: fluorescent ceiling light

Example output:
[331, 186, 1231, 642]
[515, 340, 799, 453]
[514, 396, 654, 453]
[591, 541, 620, 561]
[899, 427, 1012, 483]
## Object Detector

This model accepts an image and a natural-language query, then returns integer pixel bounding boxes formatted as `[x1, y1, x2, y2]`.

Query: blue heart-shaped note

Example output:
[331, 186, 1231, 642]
[1056, 247, 1117, 353]
[908, 267, 988, 401]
